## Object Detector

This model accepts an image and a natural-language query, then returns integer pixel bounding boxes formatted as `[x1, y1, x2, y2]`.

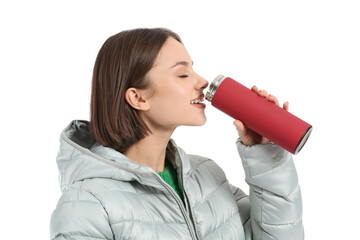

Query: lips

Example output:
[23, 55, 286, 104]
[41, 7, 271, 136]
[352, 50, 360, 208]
[190, 94, 205, 104]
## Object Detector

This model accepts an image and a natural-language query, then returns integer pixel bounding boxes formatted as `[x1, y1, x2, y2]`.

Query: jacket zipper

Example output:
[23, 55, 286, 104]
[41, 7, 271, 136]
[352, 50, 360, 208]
[178, 170, 203, 240]
[182, 190, 203, 240]
[153, 173, 199, 240]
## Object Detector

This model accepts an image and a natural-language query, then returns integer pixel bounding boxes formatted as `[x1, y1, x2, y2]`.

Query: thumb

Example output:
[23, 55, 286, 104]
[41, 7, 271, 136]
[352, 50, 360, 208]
[233, 120, 246, 137]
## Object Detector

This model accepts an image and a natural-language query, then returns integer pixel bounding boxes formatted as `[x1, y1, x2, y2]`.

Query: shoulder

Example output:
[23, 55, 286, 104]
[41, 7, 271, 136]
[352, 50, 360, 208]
[186, 154, 228, 191]
[53, 181, 106, 210]
[53, 178, 137, 214]
[50, 182, 114, 239]
[187, 154, 225, 176]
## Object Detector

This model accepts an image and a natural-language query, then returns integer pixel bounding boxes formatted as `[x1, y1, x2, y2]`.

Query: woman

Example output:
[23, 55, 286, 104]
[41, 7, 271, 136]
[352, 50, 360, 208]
[50, 28, 303, 240]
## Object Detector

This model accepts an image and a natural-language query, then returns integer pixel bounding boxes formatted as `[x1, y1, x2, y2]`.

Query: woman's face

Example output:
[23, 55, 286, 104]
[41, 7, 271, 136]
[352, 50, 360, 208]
[142, 37, 209, 132]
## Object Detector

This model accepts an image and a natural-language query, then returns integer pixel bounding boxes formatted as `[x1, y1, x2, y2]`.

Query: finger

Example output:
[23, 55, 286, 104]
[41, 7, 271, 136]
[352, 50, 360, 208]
[258, 89, 269, 99]
[233, 120, 247, 138]
[268, 94, 280, 106]
[234, 120, 245, 131]
[251, 85, 259, 93]
[283, 101, 289, 111]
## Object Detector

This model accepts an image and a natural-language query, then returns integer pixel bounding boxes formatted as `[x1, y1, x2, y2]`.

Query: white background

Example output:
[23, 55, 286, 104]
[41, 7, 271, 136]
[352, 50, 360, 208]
[1, 0, 359, 239]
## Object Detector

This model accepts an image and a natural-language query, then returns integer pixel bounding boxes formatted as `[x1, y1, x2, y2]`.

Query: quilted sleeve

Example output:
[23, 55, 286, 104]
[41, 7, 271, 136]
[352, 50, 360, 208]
[50, 188, 114, 240]
[236, 139, 304, 240]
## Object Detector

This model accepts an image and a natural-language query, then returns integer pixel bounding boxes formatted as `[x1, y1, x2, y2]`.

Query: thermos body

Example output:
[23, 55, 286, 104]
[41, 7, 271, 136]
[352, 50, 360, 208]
[205, 75, 312, 155]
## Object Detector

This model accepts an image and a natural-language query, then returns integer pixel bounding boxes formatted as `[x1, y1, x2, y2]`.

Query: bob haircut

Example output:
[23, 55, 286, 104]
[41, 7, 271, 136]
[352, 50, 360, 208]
[90, 28, 182, 153]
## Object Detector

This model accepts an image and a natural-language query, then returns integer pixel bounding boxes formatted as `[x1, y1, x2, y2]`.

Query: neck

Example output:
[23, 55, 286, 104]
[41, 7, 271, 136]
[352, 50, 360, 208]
[123, 128, 175, 172]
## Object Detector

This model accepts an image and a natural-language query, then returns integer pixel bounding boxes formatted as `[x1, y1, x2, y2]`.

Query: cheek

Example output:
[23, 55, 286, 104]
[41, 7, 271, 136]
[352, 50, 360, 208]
[146, 77, 192, 120]
[156, 83, 189, 106]
[147, 91, 190, 122]
[156, 93, 188, 113]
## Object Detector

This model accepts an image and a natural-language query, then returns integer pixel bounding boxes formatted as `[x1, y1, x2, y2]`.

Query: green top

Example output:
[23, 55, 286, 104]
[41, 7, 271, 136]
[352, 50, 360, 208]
[158, 159, 184, 204]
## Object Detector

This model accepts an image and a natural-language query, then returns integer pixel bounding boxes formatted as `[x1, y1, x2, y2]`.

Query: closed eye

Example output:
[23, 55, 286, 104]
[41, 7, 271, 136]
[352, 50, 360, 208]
[178, 74, 189, 78]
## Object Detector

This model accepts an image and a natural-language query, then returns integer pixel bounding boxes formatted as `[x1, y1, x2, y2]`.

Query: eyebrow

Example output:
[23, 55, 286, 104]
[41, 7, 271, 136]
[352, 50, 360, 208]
[171, 61, 194, 68]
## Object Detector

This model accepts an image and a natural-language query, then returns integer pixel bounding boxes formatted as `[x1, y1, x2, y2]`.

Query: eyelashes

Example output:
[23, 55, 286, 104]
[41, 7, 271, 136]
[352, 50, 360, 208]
[178, 74, 189, 78]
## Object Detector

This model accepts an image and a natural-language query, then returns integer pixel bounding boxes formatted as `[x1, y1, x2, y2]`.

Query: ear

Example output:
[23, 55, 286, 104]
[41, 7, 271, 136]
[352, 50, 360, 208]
[125, 87, 150, 111]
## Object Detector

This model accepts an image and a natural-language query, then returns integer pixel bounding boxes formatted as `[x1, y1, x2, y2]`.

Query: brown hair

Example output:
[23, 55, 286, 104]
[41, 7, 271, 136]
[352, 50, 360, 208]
[90, 28, 182, 153]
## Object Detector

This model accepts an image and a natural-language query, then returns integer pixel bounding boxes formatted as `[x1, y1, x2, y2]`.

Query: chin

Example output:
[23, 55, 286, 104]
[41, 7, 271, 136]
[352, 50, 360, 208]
[190, 116, 207, 126]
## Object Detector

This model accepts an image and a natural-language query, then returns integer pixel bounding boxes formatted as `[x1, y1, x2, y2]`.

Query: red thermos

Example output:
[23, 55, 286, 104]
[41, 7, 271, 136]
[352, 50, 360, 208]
[205, 75, 312, 154]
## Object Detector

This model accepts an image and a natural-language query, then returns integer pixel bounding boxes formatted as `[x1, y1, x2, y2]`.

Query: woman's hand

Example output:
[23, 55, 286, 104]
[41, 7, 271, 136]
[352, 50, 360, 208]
[233, 86, 290, 146]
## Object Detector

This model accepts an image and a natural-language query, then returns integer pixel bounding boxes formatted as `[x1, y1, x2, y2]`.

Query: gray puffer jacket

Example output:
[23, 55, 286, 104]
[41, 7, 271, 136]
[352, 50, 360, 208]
[50, 120, 303, 240]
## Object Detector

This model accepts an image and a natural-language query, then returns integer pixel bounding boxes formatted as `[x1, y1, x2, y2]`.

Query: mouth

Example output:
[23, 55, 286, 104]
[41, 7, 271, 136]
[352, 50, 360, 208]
[190, 94, 205, 104]
[190, 94, 206, 109]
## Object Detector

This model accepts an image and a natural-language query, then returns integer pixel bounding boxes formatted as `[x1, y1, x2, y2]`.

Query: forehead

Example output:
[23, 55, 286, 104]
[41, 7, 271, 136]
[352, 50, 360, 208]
[154, 37, 192, 68]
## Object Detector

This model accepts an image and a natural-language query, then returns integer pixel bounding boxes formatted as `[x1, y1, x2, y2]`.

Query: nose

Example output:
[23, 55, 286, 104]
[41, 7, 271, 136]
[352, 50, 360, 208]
[195, 74, 209, 91]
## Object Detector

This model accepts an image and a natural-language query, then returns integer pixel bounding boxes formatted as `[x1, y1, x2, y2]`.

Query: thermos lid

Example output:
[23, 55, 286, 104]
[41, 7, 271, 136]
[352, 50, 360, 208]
[205, 74, 226, 102]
